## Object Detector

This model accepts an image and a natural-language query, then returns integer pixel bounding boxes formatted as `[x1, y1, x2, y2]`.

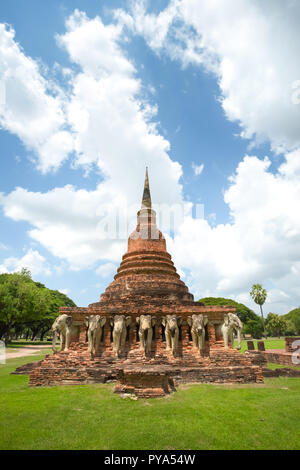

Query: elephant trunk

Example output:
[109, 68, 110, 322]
[170, 327, 176, 338]
[144, 329, 148, 342]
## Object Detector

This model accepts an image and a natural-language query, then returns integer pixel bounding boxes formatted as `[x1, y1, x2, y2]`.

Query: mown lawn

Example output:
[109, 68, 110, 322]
[0, 354, 300, 450]
[235, 337, 285, 353]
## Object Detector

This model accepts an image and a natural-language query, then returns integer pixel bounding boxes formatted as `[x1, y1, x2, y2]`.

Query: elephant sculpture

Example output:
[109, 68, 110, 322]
[187, 314, 208, 354]
[110, 315, 132, 357]
[136, 315, 156, 354]
[221, 313, 243, 349]
[51, 314, 78, 352]
[85, 315, 106, 354]
[161, 315, 182, 355]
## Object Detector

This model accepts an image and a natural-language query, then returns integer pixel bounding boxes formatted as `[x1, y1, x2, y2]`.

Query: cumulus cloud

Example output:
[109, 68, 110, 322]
[96, 262, 117, 278]
[0, 248, 51, 276]
[0, 10, 184, 271]
[0, 24, 73, 172]
[0, 185, 127, 270]
[57, 10, 183, 205]
[120, 0, 300, 154]
[167, 152, 300, 313]
[1, 6, 300, 314]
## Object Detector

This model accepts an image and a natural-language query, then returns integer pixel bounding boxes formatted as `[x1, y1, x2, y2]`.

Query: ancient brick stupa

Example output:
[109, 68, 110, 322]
[93, 167, 194, 309]
[29, 169, 263, 397]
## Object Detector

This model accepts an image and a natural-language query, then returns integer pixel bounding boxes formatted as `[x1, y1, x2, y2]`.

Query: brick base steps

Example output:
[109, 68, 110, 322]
[27, 346, 263, 397]
[11, 360, 43, 375]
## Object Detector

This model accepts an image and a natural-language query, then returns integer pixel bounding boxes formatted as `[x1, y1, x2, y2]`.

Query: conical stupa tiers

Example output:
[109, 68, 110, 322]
[99, 168, 194, 305]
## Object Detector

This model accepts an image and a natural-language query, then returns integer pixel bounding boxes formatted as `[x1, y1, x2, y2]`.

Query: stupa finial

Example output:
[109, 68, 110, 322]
[141, 166, 151, 209]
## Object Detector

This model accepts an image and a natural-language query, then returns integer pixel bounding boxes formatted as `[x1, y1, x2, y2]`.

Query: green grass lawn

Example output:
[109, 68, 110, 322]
[235, 337, 285, 353]
[267, 362, 300, 371]
[0, 353, 300, 450]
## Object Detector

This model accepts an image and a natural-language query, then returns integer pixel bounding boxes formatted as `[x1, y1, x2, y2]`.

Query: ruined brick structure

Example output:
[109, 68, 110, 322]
[29, 169, 263, 397]
[261, 337, 300, 366]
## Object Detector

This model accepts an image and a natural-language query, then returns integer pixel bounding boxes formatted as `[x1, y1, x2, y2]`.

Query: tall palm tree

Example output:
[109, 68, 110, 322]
[250, 284, 267, 338]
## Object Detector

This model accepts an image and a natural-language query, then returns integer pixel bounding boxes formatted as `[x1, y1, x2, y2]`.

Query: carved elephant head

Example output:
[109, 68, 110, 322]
[162, 315, 182, 337]
[222, 313, 243, 349]
[85, 315, 106, 331]
[51, 314, 73, 352]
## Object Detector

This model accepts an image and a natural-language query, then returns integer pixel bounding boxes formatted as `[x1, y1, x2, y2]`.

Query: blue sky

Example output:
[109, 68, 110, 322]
[0, 0, 300, 315]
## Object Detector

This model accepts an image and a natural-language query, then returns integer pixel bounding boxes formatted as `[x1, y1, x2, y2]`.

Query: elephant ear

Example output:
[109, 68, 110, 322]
[177, 316, 182, 326]
[224, 314, 229, 326]
[110, 316, 114, 327]
[100, 316, 106, 327]
[125, 316, 132, 326]
[151, 317, 156, 326]
[84, 316, 90, 328]
[161, 316, 166, 327]
[203, 315, 209, 326]
[136, 316, 140, 325]
[66, 316, 73, 327]
[187, 316, 193, 327]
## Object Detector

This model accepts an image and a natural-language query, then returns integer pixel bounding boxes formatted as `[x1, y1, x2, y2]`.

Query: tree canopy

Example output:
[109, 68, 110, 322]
[0, 270, 76, 341]
[283, 308, 300, 335]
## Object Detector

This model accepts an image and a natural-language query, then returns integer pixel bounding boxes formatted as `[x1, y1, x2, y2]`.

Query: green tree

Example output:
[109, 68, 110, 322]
[250, 284, 267, 337]
[265, 313, 288, 338]
[0, 270, 76, 341]
[242, 319, 264, 339]
[284, 320, 297, 336]
[283, 307, 300, 335]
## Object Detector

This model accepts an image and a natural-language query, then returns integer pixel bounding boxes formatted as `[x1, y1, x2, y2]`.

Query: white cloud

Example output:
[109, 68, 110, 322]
[167, 152, 300, 314]
[0, 24, 73, 172]
[0, 10, 184, 271]
[0, 248, 51, 276]
[57, 10, 183, 205]
[58, 288, 70, 295]
[0, 185, 127, 270]
[96, 262, 117, 278]
[121, 0, 300, 154]
[1, 6, 300, 315]
[192, 162, 204, 176]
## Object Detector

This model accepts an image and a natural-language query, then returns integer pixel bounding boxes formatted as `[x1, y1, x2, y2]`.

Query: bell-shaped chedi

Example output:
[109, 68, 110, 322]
[99, 168, 194, 304]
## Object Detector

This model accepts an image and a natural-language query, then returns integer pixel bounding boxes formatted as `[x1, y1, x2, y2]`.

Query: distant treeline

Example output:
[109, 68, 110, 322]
[198, 297, 300, 339]
[0, 268, 76, 342]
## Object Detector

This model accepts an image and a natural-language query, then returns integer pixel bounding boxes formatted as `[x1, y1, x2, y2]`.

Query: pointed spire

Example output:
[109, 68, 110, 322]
[141, 167, 151, 209]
